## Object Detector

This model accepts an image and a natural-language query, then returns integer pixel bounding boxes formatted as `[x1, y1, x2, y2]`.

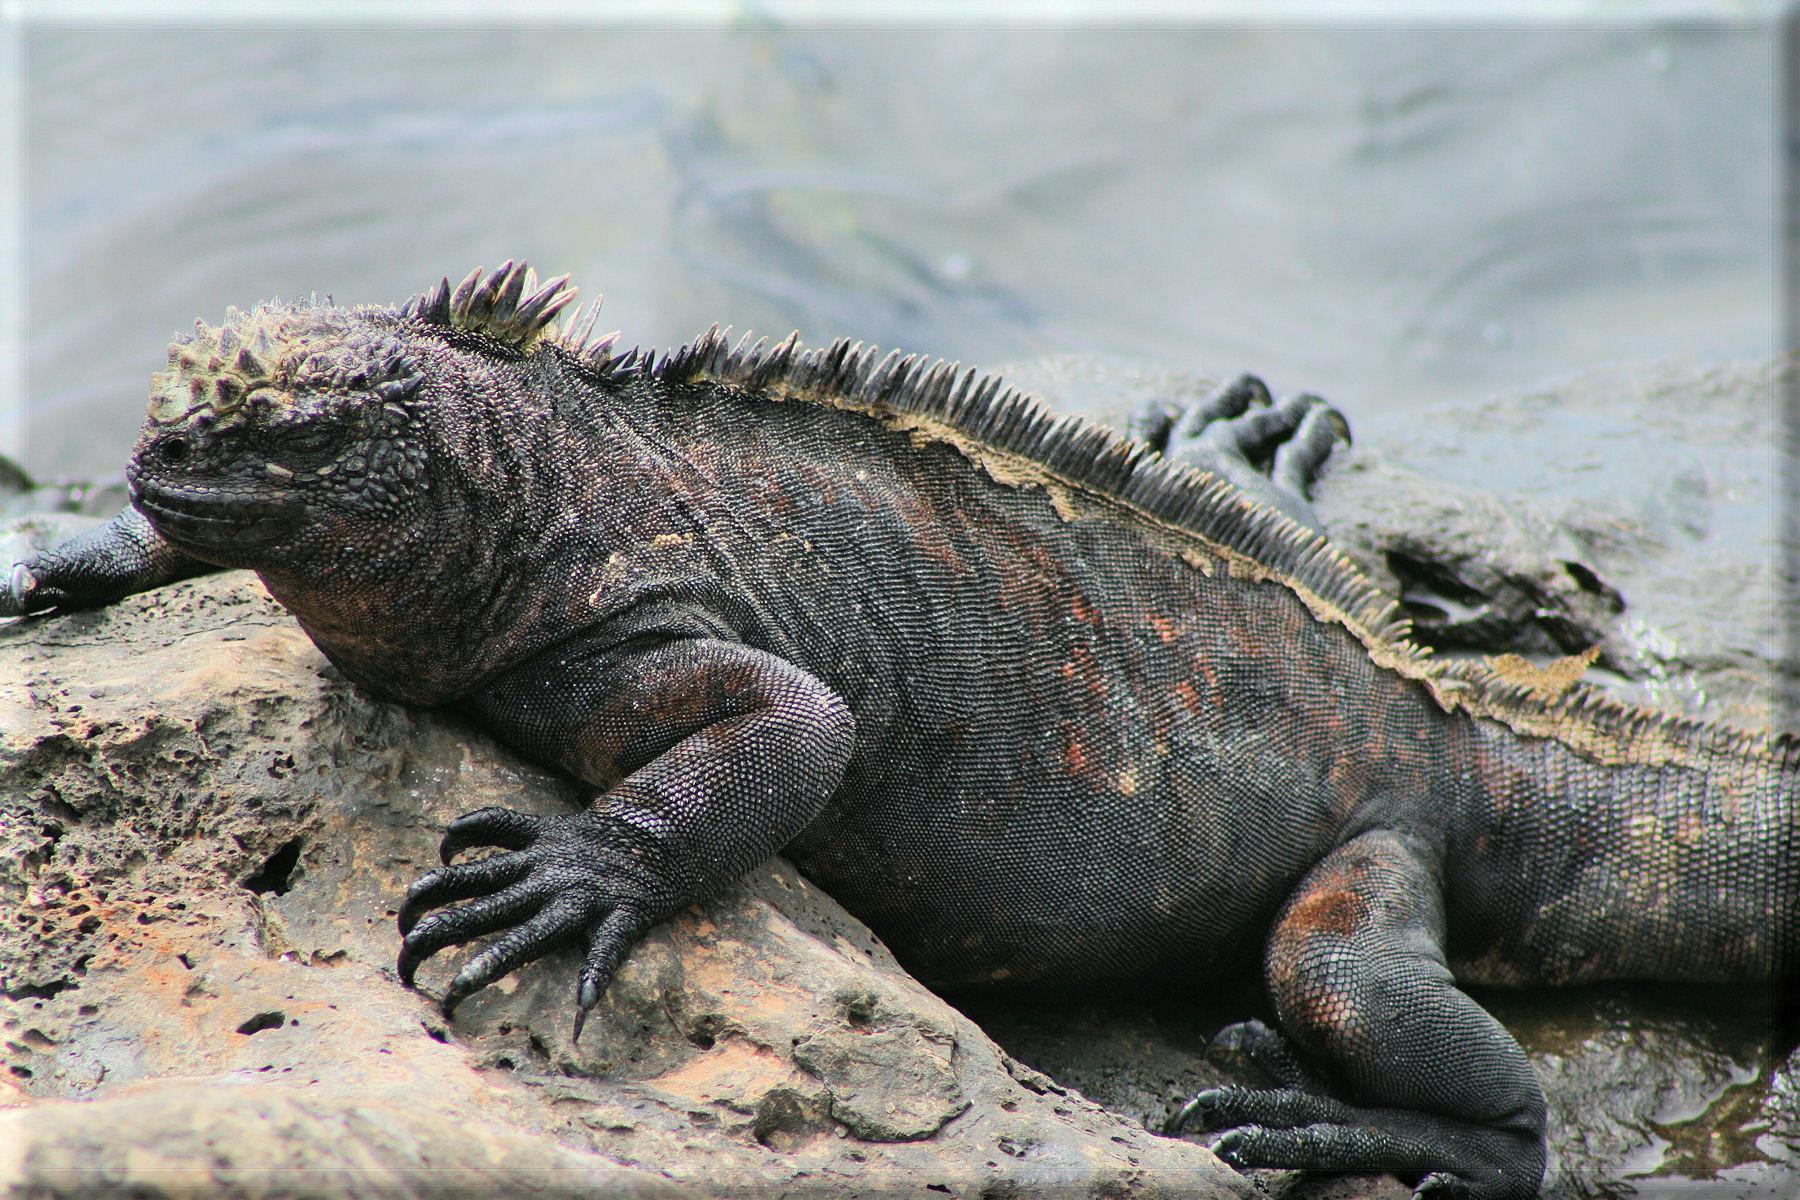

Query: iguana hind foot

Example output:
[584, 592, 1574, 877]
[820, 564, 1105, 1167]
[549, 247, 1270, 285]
[1169, 1020, 1520, 1197]
[1175, 829, 1546, 1198]
[1209, 1115, 1512, 1199]
[1128, 375, 1349, 535]
[1172, 1069, 1525, 1198]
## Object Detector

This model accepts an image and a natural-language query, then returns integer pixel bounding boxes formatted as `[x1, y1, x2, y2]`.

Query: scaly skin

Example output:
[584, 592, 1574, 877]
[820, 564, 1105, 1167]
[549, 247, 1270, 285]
[3, 263, 1793, 1199]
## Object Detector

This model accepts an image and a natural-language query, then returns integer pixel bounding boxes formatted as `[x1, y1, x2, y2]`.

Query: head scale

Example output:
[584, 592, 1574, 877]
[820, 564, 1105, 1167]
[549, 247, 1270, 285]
[147, 300, 423, 430]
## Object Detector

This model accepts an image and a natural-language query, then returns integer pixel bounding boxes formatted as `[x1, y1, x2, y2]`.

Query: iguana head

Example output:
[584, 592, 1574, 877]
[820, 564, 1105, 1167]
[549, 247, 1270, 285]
[126, 262, 580, 569]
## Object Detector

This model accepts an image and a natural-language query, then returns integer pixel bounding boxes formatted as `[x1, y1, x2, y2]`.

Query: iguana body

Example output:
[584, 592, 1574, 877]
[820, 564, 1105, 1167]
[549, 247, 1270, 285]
[4, 264, 1793, 1199]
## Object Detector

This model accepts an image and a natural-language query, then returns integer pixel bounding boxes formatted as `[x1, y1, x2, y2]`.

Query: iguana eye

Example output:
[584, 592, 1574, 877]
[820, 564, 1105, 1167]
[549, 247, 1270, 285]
[275, 425, 337, 456]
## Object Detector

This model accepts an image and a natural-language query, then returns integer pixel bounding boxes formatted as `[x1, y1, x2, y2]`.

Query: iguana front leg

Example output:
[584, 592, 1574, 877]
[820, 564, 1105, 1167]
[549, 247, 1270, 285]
[1170, 829, 1546, 1199]
[396, 635, 855, 1037]
[1, 506, 215, 616]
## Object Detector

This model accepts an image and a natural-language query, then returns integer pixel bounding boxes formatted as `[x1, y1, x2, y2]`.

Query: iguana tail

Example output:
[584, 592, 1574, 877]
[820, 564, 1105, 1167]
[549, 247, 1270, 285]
[1443, 714, 1798, 988]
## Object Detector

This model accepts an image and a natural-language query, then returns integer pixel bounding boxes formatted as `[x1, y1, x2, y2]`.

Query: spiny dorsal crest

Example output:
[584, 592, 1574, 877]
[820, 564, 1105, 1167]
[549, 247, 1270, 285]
[636, 320, 1795, 767]
[399, 260, 579, 353]
[548, 295, 622, 372]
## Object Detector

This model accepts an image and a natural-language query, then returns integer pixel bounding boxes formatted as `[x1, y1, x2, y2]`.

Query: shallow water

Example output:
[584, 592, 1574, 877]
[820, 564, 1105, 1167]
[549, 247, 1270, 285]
[13, 18, 1782, 483]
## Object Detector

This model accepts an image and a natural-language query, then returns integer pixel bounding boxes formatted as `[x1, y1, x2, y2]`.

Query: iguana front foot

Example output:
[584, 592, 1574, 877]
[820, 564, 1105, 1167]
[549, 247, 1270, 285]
[396, 806, 659, 1038]
[0, 506, 213, 616]
[1129, 375, 1350, 535]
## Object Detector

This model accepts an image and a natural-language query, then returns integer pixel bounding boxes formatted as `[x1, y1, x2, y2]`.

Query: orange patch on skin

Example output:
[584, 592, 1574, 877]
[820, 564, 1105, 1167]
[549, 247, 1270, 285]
[915, 528, 972, 575]
[1148, 614, 1178, 644]
[886, 487, 971, 575]
[1070, 593, 1101, 626]
[1324, 750, 1373, 821]
[1280, 858, 1369, 943]
[1060, 645, 1108, 703]
[1283, 885, 1364, 938]
[753, 477, 800, 516]
[1173, 680, 1205, 716]
[1063, 731, 1089, 776]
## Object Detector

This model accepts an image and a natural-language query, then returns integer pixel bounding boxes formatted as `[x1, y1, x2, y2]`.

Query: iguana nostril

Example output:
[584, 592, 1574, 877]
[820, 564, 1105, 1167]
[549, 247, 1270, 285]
[161, 436, 191, 464]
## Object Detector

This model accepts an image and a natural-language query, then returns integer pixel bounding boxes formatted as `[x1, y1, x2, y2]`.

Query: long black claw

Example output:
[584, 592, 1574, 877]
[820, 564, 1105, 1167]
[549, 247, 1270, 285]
[438, 896, 589, 1019]
[398, 853, 531, 935]
[396, 880, 549, 987]
[397, 875, 439, 938]
[2, 563, 31, 616]
[1165, 1093, 1205, 1136]
[397, 941, 426, 989]
[568, 906, 644, 1042]
[1211, 1128, 1252, 1166]
[1, 561, 52, 617]
[1165, 1087, 1228, 1135]
[439, 807, 540, 865]
[1317, 398, 1351, 447]
[572, 976, 602, 1043]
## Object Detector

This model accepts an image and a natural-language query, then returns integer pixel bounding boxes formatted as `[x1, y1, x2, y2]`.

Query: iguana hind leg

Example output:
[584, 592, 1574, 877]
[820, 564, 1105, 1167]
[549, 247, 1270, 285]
[1128, 375, 1349, 536]
[1170, 829, 1546, 1200]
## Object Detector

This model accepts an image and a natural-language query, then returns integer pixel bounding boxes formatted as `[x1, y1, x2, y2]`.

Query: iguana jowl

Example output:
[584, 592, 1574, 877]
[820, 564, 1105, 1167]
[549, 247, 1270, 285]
[3, 263, 1793, 1199]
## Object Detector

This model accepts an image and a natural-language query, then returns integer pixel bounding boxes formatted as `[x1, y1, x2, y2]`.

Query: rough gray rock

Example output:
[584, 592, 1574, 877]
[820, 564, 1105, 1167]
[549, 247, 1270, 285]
[6, 1084, 687, 1200]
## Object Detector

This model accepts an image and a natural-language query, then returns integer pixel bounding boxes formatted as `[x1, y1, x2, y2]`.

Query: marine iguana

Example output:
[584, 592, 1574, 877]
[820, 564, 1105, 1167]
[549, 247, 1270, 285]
[2, 263, 1792, 1199]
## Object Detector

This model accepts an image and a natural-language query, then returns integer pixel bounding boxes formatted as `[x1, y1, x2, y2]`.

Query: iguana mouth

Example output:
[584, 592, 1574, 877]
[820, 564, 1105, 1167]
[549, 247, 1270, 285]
[131, 478, 297, 547]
